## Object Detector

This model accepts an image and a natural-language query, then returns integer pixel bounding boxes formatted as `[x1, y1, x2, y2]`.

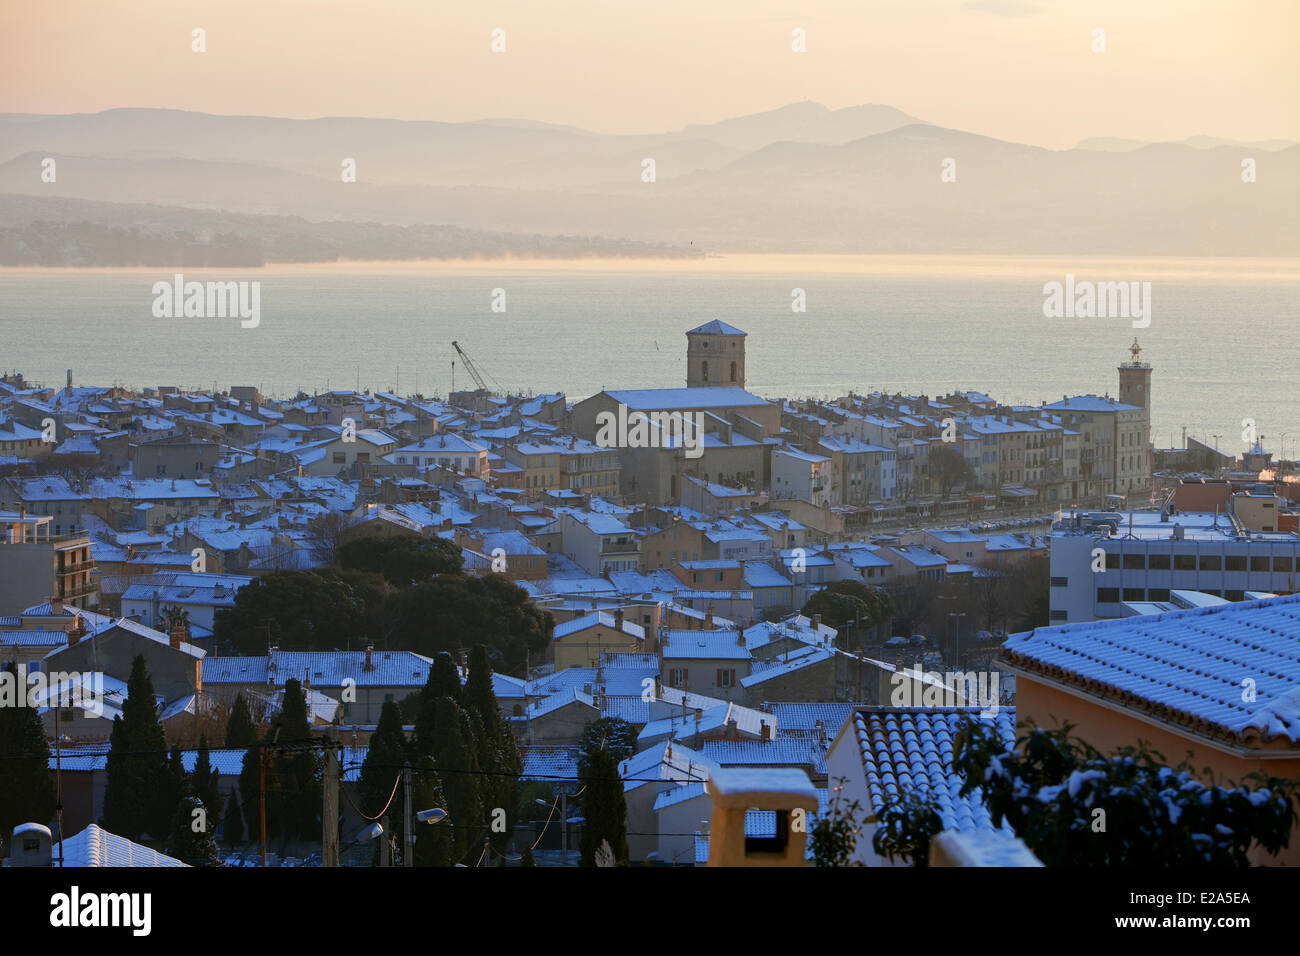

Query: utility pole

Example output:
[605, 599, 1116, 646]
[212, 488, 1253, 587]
[259, 745, 268, 867]
[403, 763, 413, 868]
[379, 815, 391, 867]
[323, 738, 339, 867]
[561, 789, 569, 865]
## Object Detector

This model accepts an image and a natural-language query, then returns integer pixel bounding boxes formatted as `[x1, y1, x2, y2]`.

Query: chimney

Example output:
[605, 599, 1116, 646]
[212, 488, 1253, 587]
[614, 608, 624, 631]
[168, 623, 188, 650]
[812, 614, 822, 630]
[705, 606, 714, 628]
[737, 631, 745, 647]
[761, 721, 772, 742]
[67, 614, 87, 647]
[364, 645, 375, 671]
[49, 596, 64, 617]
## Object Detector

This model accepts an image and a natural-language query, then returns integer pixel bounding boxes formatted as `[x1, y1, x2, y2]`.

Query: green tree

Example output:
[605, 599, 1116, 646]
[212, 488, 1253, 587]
[410, 756, 455, 867]
[193, 735, 223, 823]
[102, 655, 170, 840]
[222, 789, 245, 845]
[268, 678, 321, 842]
[162, 740, 190, 826]
[576, 717, 636, 779]
[165, 796, 221, 866]
[338, 535, 464, 585]
[429, 697, 483, 862]
[213, 568, 370, 654]
[380, 575, 553, 675]
[0, 688, 55, 856]
[578, 743, 628, 867]
[225, 693, 258, 748]
[801, 580, 892, 635]
[238, 742, 269, 843]
[464, 644, 520, 865]
[359, 700, 409, 861]
[413, 652, 462, 753]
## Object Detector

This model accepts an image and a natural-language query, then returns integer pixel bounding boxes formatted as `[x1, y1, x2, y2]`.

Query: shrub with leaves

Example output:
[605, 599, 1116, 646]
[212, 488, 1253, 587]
[871, 789, 944, 866]
[809, 778, 864, 867]
[953, 718, 1299, 866]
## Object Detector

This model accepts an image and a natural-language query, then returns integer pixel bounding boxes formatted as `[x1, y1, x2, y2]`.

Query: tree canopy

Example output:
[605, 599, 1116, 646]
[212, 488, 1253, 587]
[338, 534, 463, 586]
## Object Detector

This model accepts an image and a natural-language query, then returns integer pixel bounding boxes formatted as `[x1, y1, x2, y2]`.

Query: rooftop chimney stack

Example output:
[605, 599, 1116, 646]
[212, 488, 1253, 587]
[364, 645, 375, 671]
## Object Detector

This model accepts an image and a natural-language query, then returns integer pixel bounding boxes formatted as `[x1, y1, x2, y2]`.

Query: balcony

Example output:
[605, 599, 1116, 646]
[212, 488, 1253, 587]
[57, 559, 96, 575]
[58, 580, 97, 600]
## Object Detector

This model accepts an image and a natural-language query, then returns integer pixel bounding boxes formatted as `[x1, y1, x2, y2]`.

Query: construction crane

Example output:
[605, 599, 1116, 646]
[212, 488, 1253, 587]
[450, 341, 504, 395]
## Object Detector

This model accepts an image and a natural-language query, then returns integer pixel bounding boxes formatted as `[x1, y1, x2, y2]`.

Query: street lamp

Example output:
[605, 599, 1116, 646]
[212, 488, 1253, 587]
[948, 611, 966, 669]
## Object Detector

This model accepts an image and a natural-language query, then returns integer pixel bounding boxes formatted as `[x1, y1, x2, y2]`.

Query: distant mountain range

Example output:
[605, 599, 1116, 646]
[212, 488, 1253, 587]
[0, 103, 1295, 261]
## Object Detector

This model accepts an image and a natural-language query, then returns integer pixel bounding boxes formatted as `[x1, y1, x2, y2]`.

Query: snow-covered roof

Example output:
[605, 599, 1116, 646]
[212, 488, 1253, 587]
[847, 707, 1017, 832]
[1003, 594, 1300, 746]
[52, 824, 188, 867]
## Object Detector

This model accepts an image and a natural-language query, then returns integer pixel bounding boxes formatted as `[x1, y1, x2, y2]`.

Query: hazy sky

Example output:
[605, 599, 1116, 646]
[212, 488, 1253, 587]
[1, 0, 1296, 148]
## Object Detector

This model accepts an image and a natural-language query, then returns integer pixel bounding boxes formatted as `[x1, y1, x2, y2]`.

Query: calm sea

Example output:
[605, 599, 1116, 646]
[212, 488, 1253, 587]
[1, 255, 1297, 458]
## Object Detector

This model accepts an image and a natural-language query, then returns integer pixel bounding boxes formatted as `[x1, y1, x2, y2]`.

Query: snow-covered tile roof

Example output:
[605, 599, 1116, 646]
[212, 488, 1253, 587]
[850, 707, 1017, 832]
[1002, 594, 1300, 746]
[53, 824, 188, 867]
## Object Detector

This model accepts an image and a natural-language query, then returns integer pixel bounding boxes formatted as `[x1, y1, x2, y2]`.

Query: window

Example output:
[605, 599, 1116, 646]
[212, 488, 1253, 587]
[1225, 590, 1245, 602]
[1173, 554, 1196, 571]
[1148, 554, 1170, 570]
[1225, 556, 1247, 572]
[717, 669, 736, 688]
[1050, 576, 1069, 587]
[1050, 610, 1068, 621]
[1199, 555, 1221, 571]
[333, 453, 346, 464]
[1147, 588, 1170, 601]
[1104, 552, 1120, 570]
[730, 361, 737, 382]
[1122, 554, 1145, 570]
[1274, 557, 1293, 573]
[669, 668, 689, 685]
[701, 360, 709, 382]
[1122, 588, 1144, 602]
[1097, 587, 1120, 603]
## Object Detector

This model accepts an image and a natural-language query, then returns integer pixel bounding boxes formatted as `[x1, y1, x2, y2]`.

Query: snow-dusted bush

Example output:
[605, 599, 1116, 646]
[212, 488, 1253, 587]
[953, 720, 1299, 866]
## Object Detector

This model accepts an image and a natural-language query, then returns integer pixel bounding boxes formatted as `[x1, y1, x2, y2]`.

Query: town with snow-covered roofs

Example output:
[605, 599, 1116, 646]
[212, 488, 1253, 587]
[3, 323, 1300, 869]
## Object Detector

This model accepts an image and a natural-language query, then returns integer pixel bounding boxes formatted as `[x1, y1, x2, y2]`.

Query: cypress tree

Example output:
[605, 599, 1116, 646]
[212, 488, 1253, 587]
[0, 691, 55, 856]
[102, 655, 169, 841]
[463, 645, 500, 737]
[193, 735, 223, 823]
[222, 788, 245, 845]
[359, 701, 408, 845]
[579, 742, 628, 867]
[238, 740, 270, 842]
[225, 693, 258, 748]
[270, 678, 321, 842]
[165, 795, 221, 866]
[415, 652, 462, 754]
[163, 740, 189, 827]
[410, 756, 455, 867]
[464, 644, 520, 864]
[431, 696, 482, 861]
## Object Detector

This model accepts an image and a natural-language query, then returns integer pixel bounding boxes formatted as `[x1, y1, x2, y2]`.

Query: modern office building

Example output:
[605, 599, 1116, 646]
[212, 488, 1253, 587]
[1049, 508, 1300, 623]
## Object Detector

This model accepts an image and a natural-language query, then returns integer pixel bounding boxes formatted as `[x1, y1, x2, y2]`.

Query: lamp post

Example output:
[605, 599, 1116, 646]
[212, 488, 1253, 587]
[948, 611, 966, 670]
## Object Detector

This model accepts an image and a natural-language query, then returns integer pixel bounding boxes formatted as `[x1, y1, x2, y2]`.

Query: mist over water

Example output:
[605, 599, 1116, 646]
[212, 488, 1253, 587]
[2, 256, 1297, 458]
